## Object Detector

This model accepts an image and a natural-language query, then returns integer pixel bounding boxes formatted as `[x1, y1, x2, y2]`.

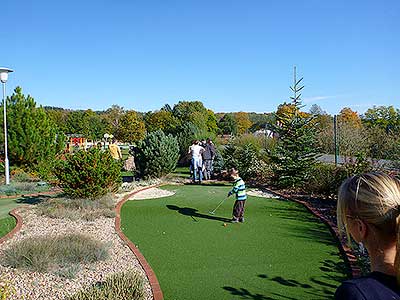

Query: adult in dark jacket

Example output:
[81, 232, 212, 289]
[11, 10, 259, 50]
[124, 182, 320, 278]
[335, 172, 400, 300]
[202, 138, 216, 180]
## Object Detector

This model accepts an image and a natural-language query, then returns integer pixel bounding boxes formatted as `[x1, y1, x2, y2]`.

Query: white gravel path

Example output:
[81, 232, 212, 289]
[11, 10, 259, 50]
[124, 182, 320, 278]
[0, 192, 153, 300]
[247, 189, 282, 199]
[129, 187, 175, 200]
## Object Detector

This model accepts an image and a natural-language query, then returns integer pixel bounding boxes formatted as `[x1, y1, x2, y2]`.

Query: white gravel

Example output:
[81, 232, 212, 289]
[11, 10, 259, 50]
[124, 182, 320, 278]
[129, 187, 175, 200]
[0, 192, 153, 300]
[247, 189, 282, 199]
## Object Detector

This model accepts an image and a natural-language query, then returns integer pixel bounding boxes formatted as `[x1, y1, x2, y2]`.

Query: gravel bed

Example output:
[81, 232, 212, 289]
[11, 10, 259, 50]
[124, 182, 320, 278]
[0, 192, 153, 300]
[247, 189, 283, 199]
[129, 187, 175, 200]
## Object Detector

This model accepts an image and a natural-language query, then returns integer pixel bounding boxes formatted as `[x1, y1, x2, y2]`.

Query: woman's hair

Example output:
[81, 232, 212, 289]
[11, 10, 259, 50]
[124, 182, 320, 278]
[337, 172, 400, 279]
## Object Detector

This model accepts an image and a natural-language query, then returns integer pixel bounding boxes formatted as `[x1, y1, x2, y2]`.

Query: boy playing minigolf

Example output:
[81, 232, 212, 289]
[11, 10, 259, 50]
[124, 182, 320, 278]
[227, 168, 247, 223]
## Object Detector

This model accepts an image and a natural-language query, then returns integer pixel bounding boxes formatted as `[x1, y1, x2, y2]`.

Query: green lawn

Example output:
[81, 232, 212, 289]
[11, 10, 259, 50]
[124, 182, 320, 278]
[170, 166, 191, 179]
[121, 185, 349, 300]
[0, 215, 16, 238]
[0, 193, 56, 238]
[0, 197, 20, 219]
[0, 197, 20, 238]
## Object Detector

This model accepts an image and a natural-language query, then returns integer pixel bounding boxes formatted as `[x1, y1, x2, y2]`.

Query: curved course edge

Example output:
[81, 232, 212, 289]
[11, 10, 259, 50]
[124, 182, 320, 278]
[260, 187, 361, 278]
[115, 185, 164, 300]
[0, 209, 23, 245]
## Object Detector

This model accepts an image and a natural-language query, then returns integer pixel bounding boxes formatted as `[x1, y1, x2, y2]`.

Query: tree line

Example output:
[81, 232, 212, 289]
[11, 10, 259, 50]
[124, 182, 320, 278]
[1, 86, 399, 179]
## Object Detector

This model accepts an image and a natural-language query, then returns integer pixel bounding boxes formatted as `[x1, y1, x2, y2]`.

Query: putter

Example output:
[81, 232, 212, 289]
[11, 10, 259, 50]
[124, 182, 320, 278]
[209, 197, 227, 215]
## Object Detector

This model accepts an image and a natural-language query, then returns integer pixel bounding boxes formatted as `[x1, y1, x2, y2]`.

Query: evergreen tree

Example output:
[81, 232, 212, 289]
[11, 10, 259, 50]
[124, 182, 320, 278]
[136, 130, 179, 178]
[268, 68, 319, 188]
[1, 87, 63, 169]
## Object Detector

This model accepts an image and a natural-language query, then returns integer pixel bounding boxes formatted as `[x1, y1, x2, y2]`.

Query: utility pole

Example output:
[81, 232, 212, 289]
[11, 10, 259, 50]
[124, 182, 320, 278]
[334, 115, 339, 166]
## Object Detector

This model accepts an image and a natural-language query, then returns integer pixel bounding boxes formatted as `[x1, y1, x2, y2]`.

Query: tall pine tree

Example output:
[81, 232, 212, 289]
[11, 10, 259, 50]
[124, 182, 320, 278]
[268, 68, 320, 188]
[1, 87, 63, 168]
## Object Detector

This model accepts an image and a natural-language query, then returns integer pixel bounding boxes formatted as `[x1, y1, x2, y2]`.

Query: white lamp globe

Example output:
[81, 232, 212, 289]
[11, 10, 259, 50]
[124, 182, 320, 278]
[0, 67, 14, 83]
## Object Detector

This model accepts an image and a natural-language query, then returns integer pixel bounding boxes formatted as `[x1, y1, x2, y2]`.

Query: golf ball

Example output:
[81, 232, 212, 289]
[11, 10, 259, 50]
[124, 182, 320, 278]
[223, 223, 227, 227]
[162, 232, 166, 234]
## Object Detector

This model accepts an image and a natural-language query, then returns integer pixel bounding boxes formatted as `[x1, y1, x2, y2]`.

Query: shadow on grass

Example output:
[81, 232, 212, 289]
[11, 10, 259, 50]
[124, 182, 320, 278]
[265, 205, 340, 247]
[223, 256, 348, 300]
[15, 193, 64, 205]
[167, 205, 232, 223]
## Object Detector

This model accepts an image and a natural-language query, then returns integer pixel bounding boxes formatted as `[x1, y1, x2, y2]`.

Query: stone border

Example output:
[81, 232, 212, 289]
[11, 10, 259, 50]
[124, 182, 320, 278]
[0, 208, 23, 245]
[115, 186, 164, 300]
[260, 187, 361, 278]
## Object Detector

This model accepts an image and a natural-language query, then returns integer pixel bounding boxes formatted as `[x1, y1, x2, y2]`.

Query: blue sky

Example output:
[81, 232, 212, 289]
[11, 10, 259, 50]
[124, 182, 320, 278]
[1, 0, 399, 115]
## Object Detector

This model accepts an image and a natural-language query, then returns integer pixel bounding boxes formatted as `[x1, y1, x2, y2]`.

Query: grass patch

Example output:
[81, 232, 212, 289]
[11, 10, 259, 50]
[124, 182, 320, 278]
[0, 216, 16, 239]
[68, 270, 146, 300]
[36, 194, 115, 221]
[1, 233, 109, 276]
[121, 184, 349, 300]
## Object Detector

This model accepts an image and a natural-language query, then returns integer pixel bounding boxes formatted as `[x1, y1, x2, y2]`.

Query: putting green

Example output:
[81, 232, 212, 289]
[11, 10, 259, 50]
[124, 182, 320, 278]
[121, 185, 349, 300]
[0, 215, 16, 239]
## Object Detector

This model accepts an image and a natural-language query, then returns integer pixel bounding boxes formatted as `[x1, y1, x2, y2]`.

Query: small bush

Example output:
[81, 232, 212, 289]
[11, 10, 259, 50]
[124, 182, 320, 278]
[222, 141, 269, 181]
[136, 130, 179, 179]
[1, 234, 109, 275]
[37, 194, 115, 221]
[305, 163, 348, 198]
[68, 270, 146, 300]
[54, 148, 121, 199]
[11, 168, 38, 182]
[0, 181, 47, 196]
[0, 275, 15, 299]
[343, 151, 373, 177]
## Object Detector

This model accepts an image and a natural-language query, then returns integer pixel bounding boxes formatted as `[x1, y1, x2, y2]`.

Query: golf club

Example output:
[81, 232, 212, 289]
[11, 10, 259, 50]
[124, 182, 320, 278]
[209, 196, 228, 215]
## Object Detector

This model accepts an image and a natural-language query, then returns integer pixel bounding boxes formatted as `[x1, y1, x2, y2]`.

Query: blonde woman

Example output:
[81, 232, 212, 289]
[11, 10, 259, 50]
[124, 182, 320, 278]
[335, 172, 400, 299]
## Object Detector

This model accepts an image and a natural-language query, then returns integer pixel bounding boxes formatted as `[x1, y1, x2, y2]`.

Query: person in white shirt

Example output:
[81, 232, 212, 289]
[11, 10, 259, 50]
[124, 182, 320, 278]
[188, 140, 205, 183]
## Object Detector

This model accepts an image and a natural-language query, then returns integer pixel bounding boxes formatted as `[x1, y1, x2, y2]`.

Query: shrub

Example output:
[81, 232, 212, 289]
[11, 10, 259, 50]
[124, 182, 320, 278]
[0, 275, 15, 300]
[136, 130, 179, 179]
[11, 168, 37, 182]
[54, 148, 121, 199]
[68, 270, 146, 300]
[222, 141, 269, 182]
[305, 163, 348, 198]
[0, 182, 47, 196]
[343, 152, 373, 177]
[36, 194, 115, 221]
[1, 234, 108, 275]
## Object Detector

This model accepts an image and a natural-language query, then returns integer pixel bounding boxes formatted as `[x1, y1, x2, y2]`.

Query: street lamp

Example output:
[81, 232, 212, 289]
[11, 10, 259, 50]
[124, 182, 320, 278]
[0, 67, 14, 185]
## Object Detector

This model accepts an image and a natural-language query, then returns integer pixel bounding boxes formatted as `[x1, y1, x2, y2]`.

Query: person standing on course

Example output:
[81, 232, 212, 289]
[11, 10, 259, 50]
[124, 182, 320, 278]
[335, 172, 400, 300]
[188, 140, 204, 183]
[109, 139, 122, 160]
[202, 138, 216, 180]
[227, 168, 247, 223]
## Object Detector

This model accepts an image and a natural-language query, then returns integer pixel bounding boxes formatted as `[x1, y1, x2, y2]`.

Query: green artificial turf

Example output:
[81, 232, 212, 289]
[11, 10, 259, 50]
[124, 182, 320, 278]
[121, 185, 349, 300]
[0, 215, 16, 238]
[169, 166, 191, 179]
[0, 197, 20, 219]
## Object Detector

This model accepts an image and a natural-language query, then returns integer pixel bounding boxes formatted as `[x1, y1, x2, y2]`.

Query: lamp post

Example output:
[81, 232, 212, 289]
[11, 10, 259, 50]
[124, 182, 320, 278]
[0, 67, 14, 185]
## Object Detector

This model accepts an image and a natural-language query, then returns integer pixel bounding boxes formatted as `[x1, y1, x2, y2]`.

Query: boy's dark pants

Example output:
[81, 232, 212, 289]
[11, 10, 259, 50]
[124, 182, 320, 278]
[232, 200, 246, 220]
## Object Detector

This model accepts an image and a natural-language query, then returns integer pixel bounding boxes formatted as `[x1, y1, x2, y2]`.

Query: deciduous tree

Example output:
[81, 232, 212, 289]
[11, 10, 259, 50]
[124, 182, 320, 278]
[115, 110, 146, 143]
[234, 112, 252, 134]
